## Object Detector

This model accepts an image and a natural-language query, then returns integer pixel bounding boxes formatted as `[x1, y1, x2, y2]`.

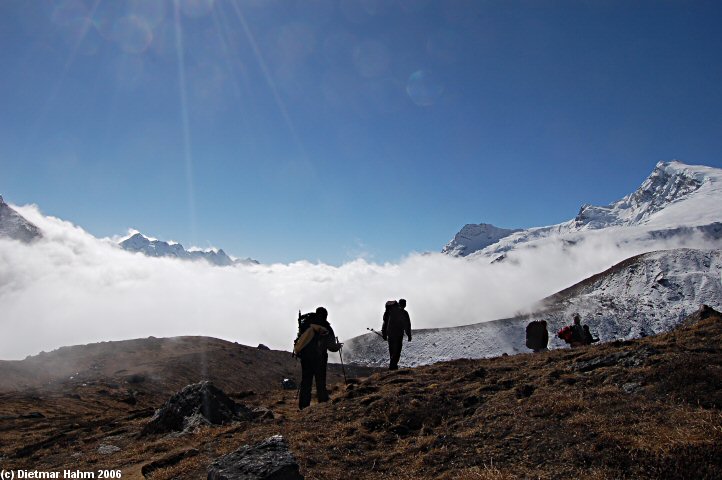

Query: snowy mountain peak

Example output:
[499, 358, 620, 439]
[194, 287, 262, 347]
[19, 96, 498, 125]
[572, 161, 709, 230]
[119, 231, 257, 266]
[448, 161, 722, 259]
[0, 195, 42, 242]
[625, 160, 705, 215]
[442, 223, 522, 257]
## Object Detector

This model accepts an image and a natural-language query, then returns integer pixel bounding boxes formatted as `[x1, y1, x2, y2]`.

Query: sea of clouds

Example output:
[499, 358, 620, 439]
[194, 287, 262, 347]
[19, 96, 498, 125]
[0, 203, 720, 360]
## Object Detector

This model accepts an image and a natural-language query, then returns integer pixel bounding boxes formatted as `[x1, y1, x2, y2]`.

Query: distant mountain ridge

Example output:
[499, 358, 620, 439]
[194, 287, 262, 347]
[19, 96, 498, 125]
[344, 247, 722, 367]
[444, 161, 722, 259]
[0, 195, 41, 242]
[0, 195, 258, 265]
[120, 232, 258, 266]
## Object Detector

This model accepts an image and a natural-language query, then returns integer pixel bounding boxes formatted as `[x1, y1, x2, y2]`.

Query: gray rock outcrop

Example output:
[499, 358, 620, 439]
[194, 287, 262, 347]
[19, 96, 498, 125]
[142, 381, 252, 436]
[207, 435, 303, 480]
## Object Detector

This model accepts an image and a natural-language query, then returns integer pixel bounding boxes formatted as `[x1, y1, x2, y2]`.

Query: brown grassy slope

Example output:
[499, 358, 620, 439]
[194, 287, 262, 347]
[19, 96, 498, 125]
[0, 336, 373, 478]
[1, 308, 720, 479]
[282, 305, 722, 480]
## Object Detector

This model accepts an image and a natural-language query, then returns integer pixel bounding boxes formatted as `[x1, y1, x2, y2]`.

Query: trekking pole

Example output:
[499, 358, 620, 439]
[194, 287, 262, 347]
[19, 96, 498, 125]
[367, 327, 384, 339]
[336, 336, 347, 385]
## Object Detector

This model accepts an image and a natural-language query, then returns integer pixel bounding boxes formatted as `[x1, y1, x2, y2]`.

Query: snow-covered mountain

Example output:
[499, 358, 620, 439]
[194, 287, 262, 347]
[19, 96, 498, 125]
[343, 247, 722, 367]
[0, 195, 41, 242]
[444, 161, 722, 260]
[347, 161, 722, 367]
[119, 232, 258, 266]
[442, 223, 521, 256]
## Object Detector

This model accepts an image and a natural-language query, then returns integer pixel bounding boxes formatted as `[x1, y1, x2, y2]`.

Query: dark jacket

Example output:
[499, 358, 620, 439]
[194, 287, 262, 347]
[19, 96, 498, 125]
[382, 305, 411, 339]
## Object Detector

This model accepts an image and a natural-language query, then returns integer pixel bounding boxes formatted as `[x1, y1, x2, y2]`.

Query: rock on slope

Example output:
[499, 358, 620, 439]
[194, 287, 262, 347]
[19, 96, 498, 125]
[343, 248, 722, 367]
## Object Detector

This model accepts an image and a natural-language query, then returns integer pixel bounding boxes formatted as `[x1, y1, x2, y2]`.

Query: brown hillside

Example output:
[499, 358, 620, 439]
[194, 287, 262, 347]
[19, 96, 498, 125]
[0, 336, 368, 395]
[1, 307, 720, 479]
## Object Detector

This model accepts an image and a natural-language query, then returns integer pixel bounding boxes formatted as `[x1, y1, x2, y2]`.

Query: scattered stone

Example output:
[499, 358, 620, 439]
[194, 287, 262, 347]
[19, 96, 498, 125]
[97, 444, 120, 455]
[281, 379, 297, 390]
[622, 382, 643, 394]
[257, 344, 271, 350]
[141, 381, 252, 436]
[207, 435, 303, 480]
[252, 407, 275, 420]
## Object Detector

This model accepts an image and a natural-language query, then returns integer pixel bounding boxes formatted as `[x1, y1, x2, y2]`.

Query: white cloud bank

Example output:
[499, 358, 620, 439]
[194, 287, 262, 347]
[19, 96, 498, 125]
[0, 204, 720, 360]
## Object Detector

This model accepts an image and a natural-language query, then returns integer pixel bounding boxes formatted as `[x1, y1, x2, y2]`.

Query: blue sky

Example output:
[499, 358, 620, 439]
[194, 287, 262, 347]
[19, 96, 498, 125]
[1, 0, 721, 265]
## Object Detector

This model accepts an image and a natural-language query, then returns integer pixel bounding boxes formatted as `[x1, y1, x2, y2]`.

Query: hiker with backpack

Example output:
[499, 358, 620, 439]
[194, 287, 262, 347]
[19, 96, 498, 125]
[557, 314, 597, 347]
[382, 298, 412, 370]
[293, 306, 342, 410]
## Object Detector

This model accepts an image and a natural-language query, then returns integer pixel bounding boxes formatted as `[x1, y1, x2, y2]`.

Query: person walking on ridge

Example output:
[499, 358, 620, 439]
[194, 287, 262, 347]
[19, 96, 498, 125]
[382, 298, 412, 370]
[293, 307, 342, 410]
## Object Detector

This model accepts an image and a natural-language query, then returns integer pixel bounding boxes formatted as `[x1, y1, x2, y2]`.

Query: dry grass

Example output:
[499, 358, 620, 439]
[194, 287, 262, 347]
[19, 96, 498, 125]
[1, 308, 720, 479]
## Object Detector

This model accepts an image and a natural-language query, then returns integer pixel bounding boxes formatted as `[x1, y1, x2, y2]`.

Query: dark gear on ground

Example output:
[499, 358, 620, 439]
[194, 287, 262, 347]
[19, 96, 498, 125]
[525, 320, 549, 352]
[381, 299, 412, 370]
[583, 325, 599, 344]
[294, 307, 342, 410]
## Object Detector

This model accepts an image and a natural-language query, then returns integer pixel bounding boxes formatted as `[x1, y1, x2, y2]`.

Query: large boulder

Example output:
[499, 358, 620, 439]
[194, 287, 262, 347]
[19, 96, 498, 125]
[142, 381, 252, 436]
[207, 435, 303, 480]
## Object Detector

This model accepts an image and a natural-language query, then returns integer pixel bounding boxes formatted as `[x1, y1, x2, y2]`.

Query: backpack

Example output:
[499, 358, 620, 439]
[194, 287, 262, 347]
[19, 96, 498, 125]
[557, 325, 574, 343]
[293, 312, 331, 357]
[526, 320, 548, 351]
[297, 311, 316, 333]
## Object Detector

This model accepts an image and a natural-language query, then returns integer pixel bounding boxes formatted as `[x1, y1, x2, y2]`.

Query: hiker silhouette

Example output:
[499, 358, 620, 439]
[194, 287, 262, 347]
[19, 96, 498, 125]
[381, 299, 412, 370]
[293, 307, 341, 410]
[558, 314, 598, 348]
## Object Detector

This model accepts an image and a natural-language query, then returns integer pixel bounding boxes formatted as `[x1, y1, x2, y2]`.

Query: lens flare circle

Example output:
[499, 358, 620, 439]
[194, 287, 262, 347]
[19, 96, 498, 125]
[406, 70, 444, 107]
[113, 15, 153, 55]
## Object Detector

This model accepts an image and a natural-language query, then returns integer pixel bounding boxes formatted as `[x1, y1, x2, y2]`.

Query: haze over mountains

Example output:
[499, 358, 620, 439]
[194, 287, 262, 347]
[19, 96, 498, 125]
[0, 160, 720, 362]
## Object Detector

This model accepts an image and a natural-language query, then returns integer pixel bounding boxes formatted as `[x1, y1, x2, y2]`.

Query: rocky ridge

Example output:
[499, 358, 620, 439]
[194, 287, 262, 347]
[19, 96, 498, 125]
[0, 195, 41, 242]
